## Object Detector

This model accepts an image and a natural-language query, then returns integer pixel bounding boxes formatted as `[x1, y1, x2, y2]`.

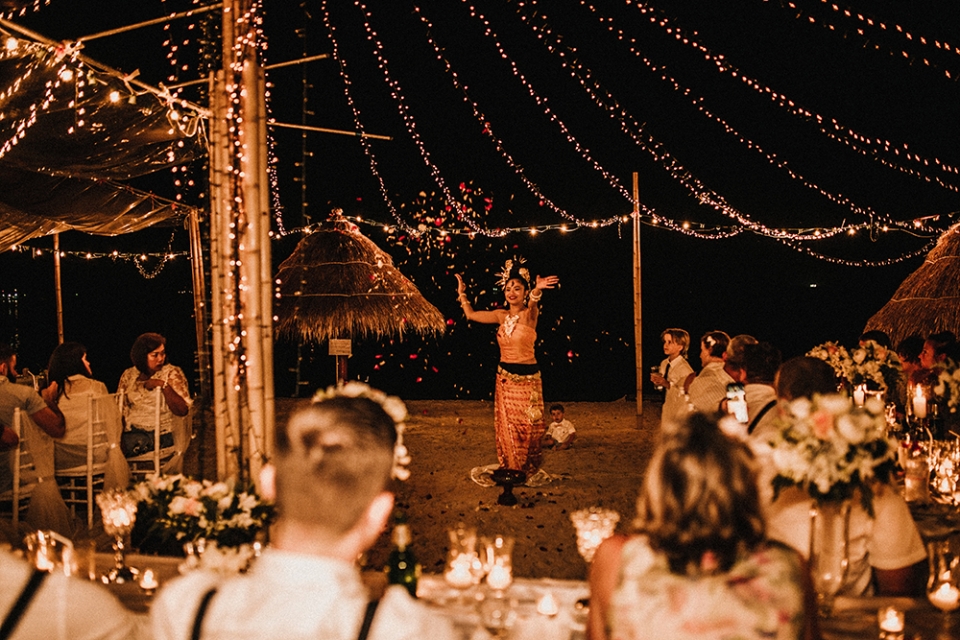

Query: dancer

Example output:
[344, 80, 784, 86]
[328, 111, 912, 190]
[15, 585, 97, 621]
[456, 259, 558, 479]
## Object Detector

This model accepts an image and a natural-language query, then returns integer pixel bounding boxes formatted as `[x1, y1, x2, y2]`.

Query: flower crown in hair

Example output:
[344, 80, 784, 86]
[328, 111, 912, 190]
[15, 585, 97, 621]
[498, 257, 530, 289]
[311, 381, 411, 481]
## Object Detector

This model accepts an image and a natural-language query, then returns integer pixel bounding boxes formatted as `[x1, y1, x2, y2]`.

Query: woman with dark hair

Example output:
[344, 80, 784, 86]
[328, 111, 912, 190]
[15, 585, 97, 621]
[455, 259, 558, 481]
[48, 341, 128, 488]
[588, 412, 816, 640]
[117, 333, 191, 464]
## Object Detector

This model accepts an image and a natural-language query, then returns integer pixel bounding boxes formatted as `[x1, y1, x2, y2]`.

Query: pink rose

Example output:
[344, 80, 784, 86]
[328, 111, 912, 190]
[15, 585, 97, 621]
[811, 410, 834, 439]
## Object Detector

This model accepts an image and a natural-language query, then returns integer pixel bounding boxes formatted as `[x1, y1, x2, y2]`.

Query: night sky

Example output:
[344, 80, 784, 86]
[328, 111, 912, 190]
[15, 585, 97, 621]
[1, 1, 958, 402]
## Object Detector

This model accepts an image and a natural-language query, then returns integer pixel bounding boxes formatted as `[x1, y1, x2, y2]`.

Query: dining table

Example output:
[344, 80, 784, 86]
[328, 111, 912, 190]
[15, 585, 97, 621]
[91, 551, 959, 640]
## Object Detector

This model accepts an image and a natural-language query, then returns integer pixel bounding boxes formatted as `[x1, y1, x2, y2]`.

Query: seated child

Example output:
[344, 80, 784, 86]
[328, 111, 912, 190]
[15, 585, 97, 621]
[543, 403, 576, 450]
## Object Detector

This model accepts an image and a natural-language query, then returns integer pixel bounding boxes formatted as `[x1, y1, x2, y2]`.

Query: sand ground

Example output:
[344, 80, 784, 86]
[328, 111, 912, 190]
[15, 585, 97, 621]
[283, 397, 665, 581]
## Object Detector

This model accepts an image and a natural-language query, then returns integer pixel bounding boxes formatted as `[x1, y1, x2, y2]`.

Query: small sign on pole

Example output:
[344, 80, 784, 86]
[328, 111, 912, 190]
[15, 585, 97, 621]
[329, 339, 352, 356]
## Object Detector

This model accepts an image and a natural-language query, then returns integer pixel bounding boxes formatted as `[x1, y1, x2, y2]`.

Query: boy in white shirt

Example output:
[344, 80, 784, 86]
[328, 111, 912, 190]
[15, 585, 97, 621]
[542, 403, 576, 449]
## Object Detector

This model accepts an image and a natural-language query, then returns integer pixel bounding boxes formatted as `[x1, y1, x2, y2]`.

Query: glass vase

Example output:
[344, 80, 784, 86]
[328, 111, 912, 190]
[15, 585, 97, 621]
[809, 500, 850, 616]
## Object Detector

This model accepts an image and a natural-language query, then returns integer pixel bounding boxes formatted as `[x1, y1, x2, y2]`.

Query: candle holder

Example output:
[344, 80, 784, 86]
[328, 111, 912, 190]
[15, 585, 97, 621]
[96, 489, 140, 583]
[570, 506, 620, 564]
[23, 530, 74, 575]
[481, 534, 514, 593]
[877, 605, 905, 639]
[444, 524, 484, 604]
[927, 540, 960, 633]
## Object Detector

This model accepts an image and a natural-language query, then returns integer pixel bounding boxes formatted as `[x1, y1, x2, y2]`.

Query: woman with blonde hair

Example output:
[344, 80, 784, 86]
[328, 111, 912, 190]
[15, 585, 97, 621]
[587, 412, 816, 640]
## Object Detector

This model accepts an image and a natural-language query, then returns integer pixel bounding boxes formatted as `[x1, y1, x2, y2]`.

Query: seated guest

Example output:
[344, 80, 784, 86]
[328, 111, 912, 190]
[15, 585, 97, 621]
[762, 358, 927, 597]
[117, 333, 191, 467]
[150, 386, 456, 640]
[0, 548, 146, 639]
[587, 412, 815, 640]
[0, 343, 71, 535]
[48, 342, 129, 490]
[896, 334, 925, 385]
[686, 330, 733, 415]
[740, 341, 781, 435]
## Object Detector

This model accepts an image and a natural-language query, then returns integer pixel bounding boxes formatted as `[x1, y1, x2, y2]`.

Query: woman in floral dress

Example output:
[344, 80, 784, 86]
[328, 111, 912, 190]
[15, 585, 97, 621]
[587, 412, 817, 640]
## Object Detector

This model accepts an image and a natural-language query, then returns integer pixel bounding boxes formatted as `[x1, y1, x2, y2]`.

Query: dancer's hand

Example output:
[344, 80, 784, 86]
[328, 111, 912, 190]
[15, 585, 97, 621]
[455, 274, 466, 296]
[535, 275, 559, 290]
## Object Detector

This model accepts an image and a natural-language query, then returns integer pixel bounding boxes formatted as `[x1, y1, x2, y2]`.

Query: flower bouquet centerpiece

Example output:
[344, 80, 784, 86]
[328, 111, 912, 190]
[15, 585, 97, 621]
[934, 358, 960, 416]
[769, 394, 897, 514]
[131, 474, 274, 570]
[806, 342, 852, 386]
[769, 393, 898, 612]
[844, 340, 902, 397]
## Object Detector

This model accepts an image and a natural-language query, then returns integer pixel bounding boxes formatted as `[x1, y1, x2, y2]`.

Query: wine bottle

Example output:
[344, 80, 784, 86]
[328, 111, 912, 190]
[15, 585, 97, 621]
[385, 513, 420, 598]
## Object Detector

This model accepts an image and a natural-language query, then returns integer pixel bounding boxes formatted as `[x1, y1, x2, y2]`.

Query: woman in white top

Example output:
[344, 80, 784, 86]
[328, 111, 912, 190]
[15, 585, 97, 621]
[117, 333, 191, 461]
[48, 341, 129, 490]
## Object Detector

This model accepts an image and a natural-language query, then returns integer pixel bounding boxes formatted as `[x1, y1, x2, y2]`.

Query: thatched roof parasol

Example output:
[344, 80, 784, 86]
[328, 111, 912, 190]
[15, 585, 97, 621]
[864, 224, 960, 345]
[274, 216, 446, 342]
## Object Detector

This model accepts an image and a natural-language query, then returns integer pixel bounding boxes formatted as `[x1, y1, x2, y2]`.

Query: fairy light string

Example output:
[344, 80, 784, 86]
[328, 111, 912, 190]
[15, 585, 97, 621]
[456, 1, 910, 244]
[320, 0, 418, 237]
[315, 1, 952, 263]
[604, 0, 960, 193]
[770, 0, 960, 81]
[517, 0, 906, 232]
[349, 0, 495, 236]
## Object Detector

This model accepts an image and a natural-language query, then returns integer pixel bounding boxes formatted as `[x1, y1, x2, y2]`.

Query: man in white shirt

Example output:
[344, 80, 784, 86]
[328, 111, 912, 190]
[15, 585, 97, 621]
[0, 551, 145, 640]
[739, 341, 780, 436]
[150, 390, 457, 640]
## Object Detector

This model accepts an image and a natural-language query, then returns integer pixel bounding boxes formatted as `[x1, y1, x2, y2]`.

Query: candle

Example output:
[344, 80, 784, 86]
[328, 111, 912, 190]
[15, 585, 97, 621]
[912, 387, 927, 420]
[930, 582, 960, 611]
[486, 563, 512, 591]
[537, 591, 560, 617]
[139, 568, 158, 592]
[877, 606, 904, 633]
[853, 384, 866, 406]
[445, 555, 474, 589]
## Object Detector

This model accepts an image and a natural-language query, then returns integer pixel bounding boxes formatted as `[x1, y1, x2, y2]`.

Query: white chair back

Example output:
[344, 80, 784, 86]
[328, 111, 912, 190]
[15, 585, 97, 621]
[1, 408, 35, 529]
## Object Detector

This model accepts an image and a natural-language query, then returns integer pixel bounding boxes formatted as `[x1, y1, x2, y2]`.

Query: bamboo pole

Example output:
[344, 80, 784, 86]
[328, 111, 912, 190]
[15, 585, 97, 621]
[186, 211, 211, 403]
[632, 173, 643, 428]
[256, 64, 276, 463]
[53, 233, 63, 344]
[207, 70, 229, 481]
[239, 56, 267, 484]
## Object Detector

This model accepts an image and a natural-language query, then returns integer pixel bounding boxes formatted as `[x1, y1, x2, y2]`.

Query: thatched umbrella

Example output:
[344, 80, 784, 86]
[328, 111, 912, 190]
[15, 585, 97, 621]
[864, 224, 960, 345]
[275, 216, 445, 381]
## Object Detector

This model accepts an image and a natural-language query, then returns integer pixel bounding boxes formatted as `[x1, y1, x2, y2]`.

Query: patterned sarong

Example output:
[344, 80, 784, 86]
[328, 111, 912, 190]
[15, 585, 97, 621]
[494, 366, 545, 475]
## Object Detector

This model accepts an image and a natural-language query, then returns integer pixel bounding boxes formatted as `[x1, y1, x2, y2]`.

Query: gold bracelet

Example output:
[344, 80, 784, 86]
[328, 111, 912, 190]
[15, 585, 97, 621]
[529, 289, 543, 301]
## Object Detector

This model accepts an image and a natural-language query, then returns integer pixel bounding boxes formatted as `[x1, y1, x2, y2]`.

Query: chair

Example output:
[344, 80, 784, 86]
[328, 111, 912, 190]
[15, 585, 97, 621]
[124, 387, 183, 482]
[55, 393, 109, 528]
[0, 408, 37, 530]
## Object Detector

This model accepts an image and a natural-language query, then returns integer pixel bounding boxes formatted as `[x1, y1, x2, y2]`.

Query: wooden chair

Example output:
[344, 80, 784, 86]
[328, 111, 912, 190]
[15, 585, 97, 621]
[125, 387, 182, 482]
[55, 393, 110, 529]
[0, 408, 36, 530]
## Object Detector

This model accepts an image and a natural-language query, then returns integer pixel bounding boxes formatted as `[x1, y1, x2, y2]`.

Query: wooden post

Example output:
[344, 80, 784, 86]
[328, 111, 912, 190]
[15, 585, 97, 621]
[632, 173, 643, 428]
[53, 233, 63, 344]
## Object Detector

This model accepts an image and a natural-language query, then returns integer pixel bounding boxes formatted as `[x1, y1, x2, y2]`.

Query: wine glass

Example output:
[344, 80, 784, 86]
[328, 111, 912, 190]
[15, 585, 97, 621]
[96, 489, 140, 583]
[927, 540, 960, 632]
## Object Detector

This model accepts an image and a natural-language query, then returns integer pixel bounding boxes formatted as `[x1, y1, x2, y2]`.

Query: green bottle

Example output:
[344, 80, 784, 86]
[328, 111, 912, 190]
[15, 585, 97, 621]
[385, 513, 420, 598]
